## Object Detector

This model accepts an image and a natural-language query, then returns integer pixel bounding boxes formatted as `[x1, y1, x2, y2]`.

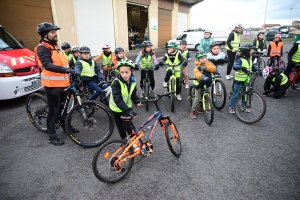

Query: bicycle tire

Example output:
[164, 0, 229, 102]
[164, 122, 181, 157]
[26, 93, 48, 133]
[179, 71, 184, 87]
[65, 100, 114, 148]
[188, 86, 195, 107]
[234, 90, 266, 124]
[203, 94, 214, 125]
[92, 139, 134, 183]
[144, 80, 149, 111]
[211, 79, 226, 110]
[67, 94, 75, 113]
[170, 79, 175, 112]
[258, 59, 266, 69]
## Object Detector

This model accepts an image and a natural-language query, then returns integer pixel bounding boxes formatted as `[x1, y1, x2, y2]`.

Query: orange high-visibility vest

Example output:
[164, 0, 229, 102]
[270, 42, 283, 57]
[34, 42, 70, 87]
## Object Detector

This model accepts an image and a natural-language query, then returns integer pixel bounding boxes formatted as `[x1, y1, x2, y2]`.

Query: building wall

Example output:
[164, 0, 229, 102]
[171, 2, 179, 39]
[148, 0, 159, 49]
[113, 0, 128, 51]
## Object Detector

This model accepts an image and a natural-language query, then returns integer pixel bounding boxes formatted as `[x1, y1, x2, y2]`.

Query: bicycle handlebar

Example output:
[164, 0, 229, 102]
[140, 91, 175, 104]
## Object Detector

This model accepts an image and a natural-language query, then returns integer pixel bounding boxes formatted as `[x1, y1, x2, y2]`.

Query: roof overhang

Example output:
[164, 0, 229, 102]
[175, 0, 204, 7]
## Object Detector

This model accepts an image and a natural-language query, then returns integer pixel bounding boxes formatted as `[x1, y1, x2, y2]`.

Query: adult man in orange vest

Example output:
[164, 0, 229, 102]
[35, 22, 78, 145]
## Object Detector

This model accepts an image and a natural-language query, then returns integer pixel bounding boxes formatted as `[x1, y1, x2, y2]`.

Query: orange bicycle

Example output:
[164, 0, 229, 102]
[92, 92, 181, 183]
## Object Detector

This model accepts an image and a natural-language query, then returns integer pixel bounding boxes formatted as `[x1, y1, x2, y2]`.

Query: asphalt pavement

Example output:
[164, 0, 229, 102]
[0, 42, 299, 200]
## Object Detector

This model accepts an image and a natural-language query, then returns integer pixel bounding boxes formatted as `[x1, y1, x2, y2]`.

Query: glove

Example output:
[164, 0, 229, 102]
[110, 63, 114, 67]
[103, 86, 111, 98]
[263, 49, 267, 53]
[159, 60, 164, 67]
[201, 75, 208, 81]
[66, 69, 78, 76]
[129, 110, 138, 117]
[155, 64, 160, 70]
[182, 60, 188, 67]
[197, 66, 207, 71]
[240, 67, 248, 73]
[134, 64, 139, 70]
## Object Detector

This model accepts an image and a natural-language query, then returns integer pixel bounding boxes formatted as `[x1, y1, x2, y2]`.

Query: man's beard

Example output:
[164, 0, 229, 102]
[47, 36, 58, 43]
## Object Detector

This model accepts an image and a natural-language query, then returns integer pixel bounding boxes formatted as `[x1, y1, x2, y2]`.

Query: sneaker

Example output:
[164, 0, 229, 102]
[140, 91, 144, 98]
[63, 126, 79, 134]
[241, 106, 250, 113]
[225, 75, 230, 80]
[284, 89, 288, 97]
[229, 107, 235, 114]
[151, 90, 157, 98]
[292, 84, 299, 90]
[190, 111, 197, 119]
[176, 94, 182, 100]
[163, 82, 168, 88]
[197, 109, 203, 114]
[48, 137, 64, 145]
[185, 84, 189, 89]
[229, 75, 234, 79]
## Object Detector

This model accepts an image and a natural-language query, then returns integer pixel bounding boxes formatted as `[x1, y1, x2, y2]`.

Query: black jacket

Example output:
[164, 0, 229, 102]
[69, 56, 78, 69]
[287, 42, 299, 63]
[252, 39, 266, 51]
[226, 31, 241, 50]
[267, 72, 289, 92]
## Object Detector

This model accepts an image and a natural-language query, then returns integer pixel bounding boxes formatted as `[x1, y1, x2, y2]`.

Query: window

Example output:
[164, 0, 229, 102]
[176, 34, 186, 40]
[0, 27, 23, 49]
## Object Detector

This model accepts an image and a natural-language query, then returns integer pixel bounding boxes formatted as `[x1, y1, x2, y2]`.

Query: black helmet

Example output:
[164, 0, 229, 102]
[79, 46, 91, 53]
[239, 44, 257, 53]
[257, 31, 265, 36]
[210, 41, 222, 48]
[142, 41, 153, 47]
[180, 40, 187, 45]
[36, 22, 60, 36]
[61, 42, 71, 50]
[115, 47, 124, 54]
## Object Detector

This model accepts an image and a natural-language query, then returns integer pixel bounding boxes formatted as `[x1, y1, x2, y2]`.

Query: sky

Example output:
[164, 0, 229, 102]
[191, 0, 300, 30]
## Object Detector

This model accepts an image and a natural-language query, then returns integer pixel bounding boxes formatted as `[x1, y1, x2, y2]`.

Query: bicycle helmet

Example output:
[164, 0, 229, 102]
[238, 44, 257, 53]
[204, 30, 212, 34]
[61, 42, 71, 50]
[196, 50, 207, 59]
[117, 59, 135, 70]
[71, 46, 80, 52]
[114, 47, 124, 54]
[180, 40, 187, 45]
[257, 31, 265, 36]
[210, 41, 222, 48]
[235, 23, 243, 28]
[102, 44, 111, 49]
[274, 34, 281, 39]
[142, 41, 153, 47]
[262, 66, 271, 79]
[167, 42, 178, 49]
[36, 22, 60, 35]
[79, 46, 91, 53]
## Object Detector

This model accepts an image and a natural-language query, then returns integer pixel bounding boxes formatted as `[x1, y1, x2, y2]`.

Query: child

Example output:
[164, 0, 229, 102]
[207, 42, 229, 74]
[229, 44, 260, 114]
[285, 40, 300, 90]
[263, 67, 289, 98]
[178, 40, 192, 89]
[253, 31, 267, 52]
[94, 44, 115, 80]
[199, 30, 214, 53]
[75, 46, 107, 100]
[61, 42, 72, 61]
[159, 42, 187, 100]
[134, 41, 159, 98]
[267, 34, 283, 67]
[190, 50, 216, 119]
[69, 46, 80, 69]
[109, 59, 142, 140]
[113, 47, 127, 67]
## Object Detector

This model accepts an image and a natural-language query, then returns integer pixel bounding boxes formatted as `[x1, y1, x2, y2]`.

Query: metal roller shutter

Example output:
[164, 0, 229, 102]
[178, 13, 188, 34]
[158, 8, 171, 47]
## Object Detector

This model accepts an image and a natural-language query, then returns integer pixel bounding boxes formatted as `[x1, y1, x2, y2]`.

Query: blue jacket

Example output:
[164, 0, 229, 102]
[199, 37, 214, 53]
[75, 56, 103, 82]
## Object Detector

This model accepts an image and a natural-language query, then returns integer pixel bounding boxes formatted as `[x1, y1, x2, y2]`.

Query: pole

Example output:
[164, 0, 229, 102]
[263, 0, 268, 29]
[289, 8, 293, 25]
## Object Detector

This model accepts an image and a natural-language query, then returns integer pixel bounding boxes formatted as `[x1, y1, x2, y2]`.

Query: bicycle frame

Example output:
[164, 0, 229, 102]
[165, 64, 182, 94]
[289, 64, 300, 84]
[201, 86, 211, 110]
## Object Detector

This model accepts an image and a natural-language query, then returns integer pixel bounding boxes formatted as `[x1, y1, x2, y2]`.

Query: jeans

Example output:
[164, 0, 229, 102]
[84, 80, 107, 100]
[230, 80, 243, 108]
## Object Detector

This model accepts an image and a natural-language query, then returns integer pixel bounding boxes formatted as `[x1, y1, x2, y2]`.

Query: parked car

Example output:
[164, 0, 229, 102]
[0, 25, 42, 100]
[265, 31, 277, 41]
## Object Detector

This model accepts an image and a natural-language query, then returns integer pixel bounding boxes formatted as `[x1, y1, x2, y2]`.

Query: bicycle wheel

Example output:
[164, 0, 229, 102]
[144, 80, 149, 111]
[67, 94, 75, 113]
[65, 100, 114, 148]
[234, 90, 266, 124]
[289, 70, 298, 83]
[170, 79, 175, 112]
[26, 93, 48, 133]
[179, 71, 184, 87]
[203, 94, 214, 125]
[211, 80, 226, 110]
[92, 139, 134, 183]
[257, 59, 266, 69]
[164, 122, 181, 157]
[279, 60, 286, 70]
[188, 85, 195, 107]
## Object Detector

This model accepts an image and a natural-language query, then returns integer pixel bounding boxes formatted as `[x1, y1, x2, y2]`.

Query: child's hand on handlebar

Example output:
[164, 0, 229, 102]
[137, 102, 143, 107]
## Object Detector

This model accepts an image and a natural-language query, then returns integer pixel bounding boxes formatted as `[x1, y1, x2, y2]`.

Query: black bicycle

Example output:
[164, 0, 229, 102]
[26, 74, 114, 148]
[101, 63, 117, 82]
[81, 80, 112, 106]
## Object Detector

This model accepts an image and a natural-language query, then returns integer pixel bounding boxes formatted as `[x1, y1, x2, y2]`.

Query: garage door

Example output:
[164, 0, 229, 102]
[158, 8, 171, 47]
[74, 0, 115, 56]
[177, 13, 187, 34]
[0, 0, 53, 51]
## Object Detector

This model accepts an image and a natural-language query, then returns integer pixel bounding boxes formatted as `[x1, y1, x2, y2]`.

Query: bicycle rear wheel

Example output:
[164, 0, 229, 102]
[211, 80, 226, 110]
[234, 90, 266, 124]
[203, 95, 214, 125]
[92, 139, 134, 183]
[164, 122, 181, 157]
[65, 101, 114, 148]
[26, 93, 48, 133]
[188, 85, 195, 107]
[170, 79, 175, 112]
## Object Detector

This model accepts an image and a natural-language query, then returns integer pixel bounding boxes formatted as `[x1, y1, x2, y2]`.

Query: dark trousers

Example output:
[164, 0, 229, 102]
[113, 114, 134, 140]
[227, 50, 236, 75]
[165, 69, 182, 95]
[45, 87, 68, 138]
[140, 69, 155, 90]
[264, 79, 288, 99]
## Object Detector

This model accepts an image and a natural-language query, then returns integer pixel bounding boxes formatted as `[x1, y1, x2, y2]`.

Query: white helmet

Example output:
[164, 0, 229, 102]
[262, 66, 272, 79]
[235, 23, 243, 28]
[204, 30, 212, 34]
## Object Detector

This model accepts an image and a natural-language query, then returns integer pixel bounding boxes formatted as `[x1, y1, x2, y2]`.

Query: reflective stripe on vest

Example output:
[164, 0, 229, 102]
[270, 42, 283, 57]
[109, 79, 137, 113]
[292, 44, 300, 63]
[180, 50, 188, 59]
[234, 58, 252, 82]
[226, 32, 240, 51]
[165, 52, 181, 78]
[102, 54, 112, 66]
[35, 42, 70, 87]
[272, 73, 288, 85]
[79, 60, 96, 77]
[140, 53, 153, 69]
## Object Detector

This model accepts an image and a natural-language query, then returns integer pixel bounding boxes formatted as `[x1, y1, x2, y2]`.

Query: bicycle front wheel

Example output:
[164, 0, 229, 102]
[234, 90, 266, 124]
[92, 139, 134, 183]
[203, 95, 214, 125]
[26, 93, 48, 133]
[164, 122, 181, 157]
[211, 80, 226, 110]
[170, 79, 175, 112]
[65, 101, 114, 148]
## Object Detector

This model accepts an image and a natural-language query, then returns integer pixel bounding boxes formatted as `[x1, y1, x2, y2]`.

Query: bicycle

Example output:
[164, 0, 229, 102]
[101, 63, 117, 82]
[81, 80, 112, 106]
[187, 77, 214, 125]
[288, 62, 300, 86]
[26, 74, 114, 148]
[266, 52, 288, 70]
[162, 63, 183, 112]
[92, 92, 181, 183]
[252, 50, 267, 69]
[228, 71, 267, 124]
